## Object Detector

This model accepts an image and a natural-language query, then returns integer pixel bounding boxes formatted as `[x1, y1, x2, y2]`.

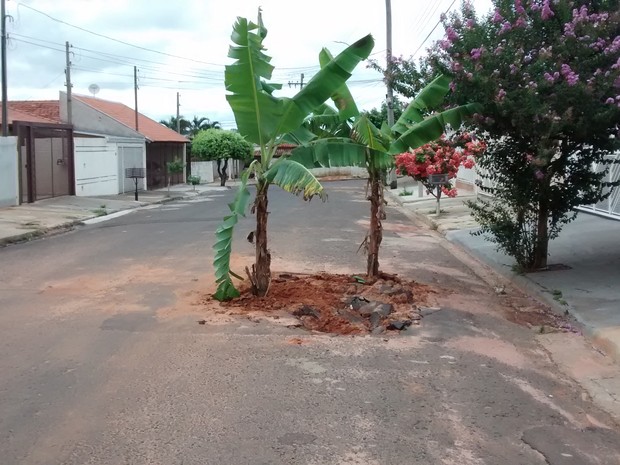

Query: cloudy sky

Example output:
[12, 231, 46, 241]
[6, 0, 493, 129]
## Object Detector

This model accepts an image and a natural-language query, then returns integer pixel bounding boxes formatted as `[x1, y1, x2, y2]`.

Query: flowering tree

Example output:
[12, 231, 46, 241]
[421, 0, 620, 270]
[395, 132, 486, 199]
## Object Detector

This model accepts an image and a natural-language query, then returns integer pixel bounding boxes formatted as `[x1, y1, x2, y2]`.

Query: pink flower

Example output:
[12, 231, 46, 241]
[499, 21, 512, 34]
[465, 18, 475, 28]
[446, 27, 459, 43]
[606, 97, 615, 104]
[492, 9, 504, 23]
[566, 73, 579, 86]
[515, 17, 527, 28]
[496, 88, 507, 102]
[515, 0, 525, 14]
[541, 0, 554, 20]
[441, 187, 458, 198]
[470, 47, 483, 60]
[535, 170, 545, 180]
[544, 72, 556, 82]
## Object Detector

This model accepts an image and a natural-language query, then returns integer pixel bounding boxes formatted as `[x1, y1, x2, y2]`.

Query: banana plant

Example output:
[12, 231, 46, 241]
[213, 11, 374, 301]
[290, 73, 481, 278]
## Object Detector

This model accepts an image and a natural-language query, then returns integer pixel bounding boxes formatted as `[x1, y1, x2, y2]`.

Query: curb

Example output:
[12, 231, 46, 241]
[386, 189, 620, 363]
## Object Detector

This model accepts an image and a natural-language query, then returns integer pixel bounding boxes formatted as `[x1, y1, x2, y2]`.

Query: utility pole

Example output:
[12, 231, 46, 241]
[65, 41, 73, 125]
[385, 0, 397, 189]
[288, 73, 304, 89]
[133, 66, 139, 131]
[1, 0, 8, 136]
[176, 92, 180, 133]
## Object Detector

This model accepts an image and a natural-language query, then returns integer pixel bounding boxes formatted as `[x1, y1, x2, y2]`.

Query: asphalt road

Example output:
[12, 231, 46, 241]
[1, 180, 619, 465]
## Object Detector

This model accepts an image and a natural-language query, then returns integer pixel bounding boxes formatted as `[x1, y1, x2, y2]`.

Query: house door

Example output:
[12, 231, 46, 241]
[15, 122, 75, 203]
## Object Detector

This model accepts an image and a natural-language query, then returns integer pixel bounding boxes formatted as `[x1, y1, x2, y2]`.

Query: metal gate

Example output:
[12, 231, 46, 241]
[14, 121, 74, 203]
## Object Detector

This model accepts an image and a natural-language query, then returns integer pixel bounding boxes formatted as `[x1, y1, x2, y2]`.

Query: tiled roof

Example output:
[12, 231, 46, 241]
[1, 102, 60, 124]
[74, 94, 188, 143]
[8, 100, 61, 123]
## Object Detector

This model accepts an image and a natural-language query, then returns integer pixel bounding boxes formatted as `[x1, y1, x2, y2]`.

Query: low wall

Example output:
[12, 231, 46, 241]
[309, 166, 368, 178]
[0, 137, 19, 207]
[191, 161, 215, 183]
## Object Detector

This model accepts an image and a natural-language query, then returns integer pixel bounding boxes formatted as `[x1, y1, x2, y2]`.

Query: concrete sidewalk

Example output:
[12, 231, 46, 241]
[0, 183, 229, 246]
[387, 176, 620, 362]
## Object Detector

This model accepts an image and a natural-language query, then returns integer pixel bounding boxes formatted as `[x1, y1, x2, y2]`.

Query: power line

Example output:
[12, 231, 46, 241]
[10, 36, 225, 82]
[15, 3, 326, 73]
[17, 2, 227, 67]
[411, 0, 457, 58]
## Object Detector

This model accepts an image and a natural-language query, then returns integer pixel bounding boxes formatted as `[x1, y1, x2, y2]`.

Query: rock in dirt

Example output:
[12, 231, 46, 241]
[348, 296, 370, 311]
[337, 309, 366, 325]
[293, 305, 320, 319]
[371, 326, 386, 335]
[369, 311, 384, 330]
[387, 320, 413, 331]
[357, 302, 379, 316]
[357, 302, 393, 317]
[374, 303, 394, 317]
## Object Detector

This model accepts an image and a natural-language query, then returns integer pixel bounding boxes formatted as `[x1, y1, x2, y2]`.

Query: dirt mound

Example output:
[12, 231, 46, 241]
[206, 273, 433, 335]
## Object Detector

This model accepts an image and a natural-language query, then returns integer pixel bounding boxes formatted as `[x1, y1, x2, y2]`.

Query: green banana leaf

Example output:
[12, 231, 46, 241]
[392, 75, 452, 135]
[319, 48, 359, 121]
[264, 159, 327, 201]
[290, 138, 393, 171]
[352, 115, 390, 153]
[225, 15, 374, 148]
[389, 103, 481, 154]
[212, 168, 252, 300]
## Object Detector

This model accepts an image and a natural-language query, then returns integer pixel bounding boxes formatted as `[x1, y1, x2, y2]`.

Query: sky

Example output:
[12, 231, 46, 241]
[5, 0, 493, 129]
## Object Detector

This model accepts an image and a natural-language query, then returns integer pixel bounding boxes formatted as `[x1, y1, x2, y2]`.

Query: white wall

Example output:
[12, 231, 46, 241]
[0, 137, 19, 207]
[74, 138, 119, 196]
[191, 161, 215, 183]
[309, 166, 368, 178]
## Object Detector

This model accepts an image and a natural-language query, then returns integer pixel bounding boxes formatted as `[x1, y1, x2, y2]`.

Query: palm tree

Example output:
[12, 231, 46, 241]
[160, 116, 190, 135]
[187, 116, 221, 138]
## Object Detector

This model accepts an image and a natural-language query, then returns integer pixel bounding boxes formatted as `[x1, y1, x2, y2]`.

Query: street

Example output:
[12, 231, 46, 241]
[0, 180, 619, 465]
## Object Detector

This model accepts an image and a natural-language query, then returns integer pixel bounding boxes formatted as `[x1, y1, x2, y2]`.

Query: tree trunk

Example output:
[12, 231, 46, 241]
[367, 171, 383, 278]
[532, 196, 549, 270]
[253, 181, 271, 296]
[217, 159, 229, 187]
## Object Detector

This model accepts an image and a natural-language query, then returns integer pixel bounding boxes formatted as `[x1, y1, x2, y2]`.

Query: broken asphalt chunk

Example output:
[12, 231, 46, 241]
[387, 320, 413, 331]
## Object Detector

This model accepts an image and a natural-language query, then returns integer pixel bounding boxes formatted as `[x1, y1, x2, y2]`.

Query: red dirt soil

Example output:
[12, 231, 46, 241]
[204, 273, 434, 335]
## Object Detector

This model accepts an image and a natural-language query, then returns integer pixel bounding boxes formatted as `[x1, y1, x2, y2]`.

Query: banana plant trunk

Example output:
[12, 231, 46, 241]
[367, 168, 383, 278]
[253, 180, 271, 296]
